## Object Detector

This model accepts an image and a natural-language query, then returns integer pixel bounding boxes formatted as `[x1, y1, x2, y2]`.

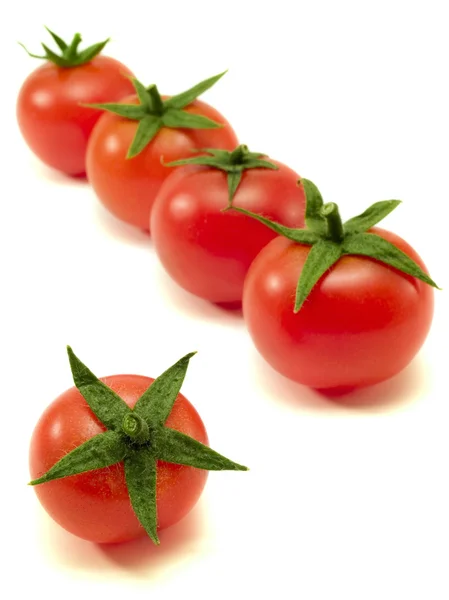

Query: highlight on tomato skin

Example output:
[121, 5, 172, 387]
[150, 145, 307, 306]
[29, 348, 248, 545]
[233, 179, 439, 392]
[17, 29, 136, 177]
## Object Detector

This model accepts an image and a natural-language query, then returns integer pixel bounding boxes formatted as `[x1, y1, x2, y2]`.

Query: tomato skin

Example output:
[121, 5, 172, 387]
[17, 56, 135, 176]
[151, 162, 306, 304]
[243, 227, 434, 391]
[29, 374, 209, 544]
[86, 97, 238, 231]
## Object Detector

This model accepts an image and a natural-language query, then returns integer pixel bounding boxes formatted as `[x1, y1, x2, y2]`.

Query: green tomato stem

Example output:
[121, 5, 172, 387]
[67, 33, 82, 60]
[147, 85, 164, 116]
[322, 202, 344, 242]
[122, 413, 150, 444]
[229, 144, 249, 165]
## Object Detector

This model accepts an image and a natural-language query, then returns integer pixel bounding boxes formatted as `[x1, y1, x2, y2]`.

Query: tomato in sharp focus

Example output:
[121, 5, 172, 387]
[17, 56, 135, 177]
[243, 227, 434, 391]
[151, 158, 306, 305]
[86, 97, 238, 231]
[29, 374, 208, 544]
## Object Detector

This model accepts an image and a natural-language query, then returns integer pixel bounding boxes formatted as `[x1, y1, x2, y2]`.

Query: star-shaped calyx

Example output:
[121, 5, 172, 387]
[165, 144, 279, 205]
[87, 72, 228, 158]
[30, 348, 248, 544]
[230, 178, 440, 312]
[19, 27, 110, 68]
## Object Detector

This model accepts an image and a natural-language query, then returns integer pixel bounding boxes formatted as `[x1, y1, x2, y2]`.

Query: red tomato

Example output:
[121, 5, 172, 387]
[243, 227, 434, 391]
[151, 162, 306, 305]
[17, 56, 135, 176]
[29, 374, 208, 544]
[86, 97, 238, 231]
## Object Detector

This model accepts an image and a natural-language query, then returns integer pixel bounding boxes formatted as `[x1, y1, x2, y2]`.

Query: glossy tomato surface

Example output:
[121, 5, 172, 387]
[86, 97, 238, 231]
[151, 162, 306, 304]
[243, 227, 434, 390]
[17, 56, 135, 176]
[29, 374, 209, 544]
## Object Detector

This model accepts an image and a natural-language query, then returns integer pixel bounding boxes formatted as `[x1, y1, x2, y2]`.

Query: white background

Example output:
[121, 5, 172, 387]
[2, 1, 448, 598]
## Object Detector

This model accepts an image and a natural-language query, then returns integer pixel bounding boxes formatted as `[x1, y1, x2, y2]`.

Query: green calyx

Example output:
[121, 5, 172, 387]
[231, 178, 440, 313]
[29, 347, 248, 545]
[87, 72, 228, 159]
[165, 145, 278, 205]
[19, 27, 109, 68]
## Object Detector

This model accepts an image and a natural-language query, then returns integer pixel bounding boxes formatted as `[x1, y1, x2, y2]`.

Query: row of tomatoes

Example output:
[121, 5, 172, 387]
[20, 30, 438, 547]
